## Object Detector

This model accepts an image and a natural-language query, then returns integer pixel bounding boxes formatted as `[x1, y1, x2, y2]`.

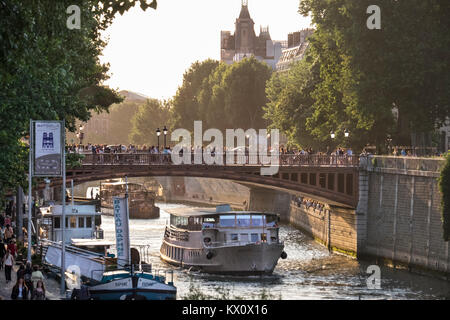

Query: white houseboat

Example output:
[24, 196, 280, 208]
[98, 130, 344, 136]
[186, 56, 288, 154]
[160, 205, 287, 274]
[39, 204, 104, 244]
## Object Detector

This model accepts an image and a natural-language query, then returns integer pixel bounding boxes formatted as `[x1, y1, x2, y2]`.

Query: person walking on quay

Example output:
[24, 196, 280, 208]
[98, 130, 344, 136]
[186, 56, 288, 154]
[3, 250, 14, 283]
[11, 278, 29, 300]
[7, 239, 17, 258]
[32, 280, 46, 300]
[16, 263, 25, 280]
[0, 241, 5, 271]
[31, 265, 45, 290]
[24, 261, 33, 298]
[4, 224, 13, 243]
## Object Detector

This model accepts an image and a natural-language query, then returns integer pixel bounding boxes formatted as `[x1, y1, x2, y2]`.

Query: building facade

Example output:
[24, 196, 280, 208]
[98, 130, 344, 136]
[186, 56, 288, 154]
[220, 1, 286, 70]
[276, 29, 314, 72]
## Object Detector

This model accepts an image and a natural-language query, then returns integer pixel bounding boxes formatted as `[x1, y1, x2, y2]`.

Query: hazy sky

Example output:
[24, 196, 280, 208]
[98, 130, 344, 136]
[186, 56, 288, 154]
[100, 0, 312, 100]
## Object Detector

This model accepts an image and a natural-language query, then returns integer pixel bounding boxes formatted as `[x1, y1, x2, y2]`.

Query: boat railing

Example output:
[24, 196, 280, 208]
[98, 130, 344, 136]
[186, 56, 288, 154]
[205, 240, 271, 248]
[164, 226, 189, 242]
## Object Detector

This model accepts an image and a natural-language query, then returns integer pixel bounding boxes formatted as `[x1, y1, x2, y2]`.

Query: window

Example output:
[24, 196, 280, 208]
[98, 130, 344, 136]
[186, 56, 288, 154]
[86, 217, 92, 228]
[240, 234, 249, 243]
[54, 217, 61, 229]
[65, 217, 69, 228]
[251, 215, 264, 227]
[78, 217, 85, 228]
[230, 234, 239, 242]
[251, 233, 259, 242]
[219, 215, 236, 227]
[266, 215, 277, 227]
[236, 215, 250, 227]
[70, 217, 77, 229]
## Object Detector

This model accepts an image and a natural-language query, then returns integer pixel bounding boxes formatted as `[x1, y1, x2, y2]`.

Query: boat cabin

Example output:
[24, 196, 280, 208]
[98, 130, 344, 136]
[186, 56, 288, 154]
[166, 206, 281, 247]
[40, 204, 103, 244]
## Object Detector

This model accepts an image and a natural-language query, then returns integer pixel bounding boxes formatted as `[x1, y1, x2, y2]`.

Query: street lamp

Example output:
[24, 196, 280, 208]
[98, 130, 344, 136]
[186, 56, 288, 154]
[156, 128, 161, 150]
[163, 126, 168, 149]
[344, 129, 349, 138]
[330, 131, 336, 139]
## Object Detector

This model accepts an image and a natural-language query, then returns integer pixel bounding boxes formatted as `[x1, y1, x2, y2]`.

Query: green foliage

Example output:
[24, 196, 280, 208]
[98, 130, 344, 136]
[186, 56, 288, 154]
[267, 0, 450, 152]
[0, 0, 157, 199]
[66, 153, 86, 169]
[181, 281, 282, 300]
[438, 153, 450, 241]
[172, 57, 272, 132]
[129, 99, 172, 146]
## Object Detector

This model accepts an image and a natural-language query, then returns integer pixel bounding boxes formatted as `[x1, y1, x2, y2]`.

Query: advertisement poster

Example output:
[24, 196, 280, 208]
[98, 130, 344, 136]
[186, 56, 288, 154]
[34, 121, 63, 176]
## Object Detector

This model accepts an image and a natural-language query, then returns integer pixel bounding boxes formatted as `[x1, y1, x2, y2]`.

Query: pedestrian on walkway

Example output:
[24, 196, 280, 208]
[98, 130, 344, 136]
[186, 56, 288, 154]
[3, 250, 14, 283]
[7, 239, 17, 258]
[31, 280, 45, 300]
[16, 263, 25, 280]
[0, 241, 5, 270]
[31, 265, 44, 289]
[11, 278, 29, 300]
[4, 224, 13, 243]
[24, 261, 33, 297]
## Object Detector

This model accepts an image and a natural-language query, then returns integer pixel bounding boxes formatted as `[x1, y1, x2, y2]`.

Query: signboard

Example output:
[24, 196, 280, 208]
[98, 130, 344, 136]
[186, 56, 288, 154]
[33, 121, 63, 176]
[113, 197, 130, 267]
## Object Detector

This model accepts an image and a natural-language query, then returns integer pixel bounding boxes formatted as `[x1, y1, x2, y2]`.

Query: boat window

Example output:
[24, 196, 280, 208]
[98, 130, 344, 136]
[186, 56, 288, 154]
[230, 234, 239, 241]
[86, 217, 92, 228]
[65, 217, 69, 229]
[202, 217, 217, 229]
[70, 217, 77, 229]
[54, 217, 60, 229]
[219, 215, 236, 227]
[78, 217, 85, 228]
[236, 215, 251, 227]
[266, 215, 278, 227]
[251, 215, 264, 226]
[251, 233, 259, 242]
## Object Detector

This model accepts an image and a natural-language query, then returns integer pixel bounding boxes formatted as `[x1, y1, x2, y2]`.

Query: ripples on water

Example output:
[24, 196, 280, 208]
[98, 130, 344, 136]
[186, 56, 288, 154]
[101, 203, 450, 300]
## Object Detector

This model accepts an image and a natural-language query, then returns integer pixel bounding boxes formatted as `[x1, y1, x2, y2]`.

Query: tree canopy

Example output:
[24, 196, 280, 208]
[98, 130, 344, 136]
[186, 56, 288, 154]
[266, 0, 450, 152]
[0, 0, 157, 199]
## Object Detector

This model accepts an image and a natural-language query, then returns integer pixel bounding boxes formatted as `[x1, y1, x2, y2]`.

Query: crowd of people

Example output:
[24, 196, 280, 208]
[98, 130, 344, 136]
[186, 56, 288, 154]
[0, 212, 47, 300]
[293, 196, 326, 214]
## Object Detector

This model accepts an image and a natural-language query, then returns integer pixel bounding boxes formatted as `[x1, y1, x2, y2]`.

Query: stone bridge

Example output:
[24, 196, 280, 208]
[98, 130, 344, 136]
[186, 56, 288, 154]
[44, 153, 361, 208]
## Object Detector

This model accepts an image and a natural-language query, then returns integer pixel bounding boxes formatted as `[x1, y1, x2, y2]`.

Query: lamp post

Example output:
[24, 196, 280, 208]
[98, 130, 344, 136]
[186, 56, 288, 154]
[163, 126, 168, 149]
[156, 128, 161, 151]
[330, 131, 336, 139]
[344, 129, 349, 138]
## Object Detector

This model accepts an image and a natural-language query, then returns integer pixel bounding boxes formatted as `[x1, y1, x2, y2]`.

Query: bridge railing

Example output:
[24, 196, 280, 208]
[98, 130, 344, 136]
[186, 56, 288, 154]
[79, 153, 359, 167]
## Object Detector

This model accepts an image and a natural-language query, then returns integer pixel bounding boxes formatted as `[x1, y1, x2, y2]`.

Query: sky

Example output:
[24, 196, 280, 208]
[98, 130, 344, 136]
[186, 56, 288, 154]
[100, 0, 312, 100]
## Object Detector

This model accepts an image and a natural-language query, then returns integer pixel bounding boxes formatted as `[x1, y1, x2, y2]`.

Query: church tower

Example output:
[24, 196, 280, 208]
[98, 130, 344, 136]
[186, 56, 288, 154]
[234, 0, 256, 54]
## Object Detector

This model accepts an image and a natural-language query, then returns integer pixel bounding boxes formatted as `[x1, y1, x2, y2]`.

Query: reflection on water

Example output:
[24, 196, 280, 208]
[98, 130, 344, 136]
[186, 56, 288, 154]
[101, 203, 450, 300]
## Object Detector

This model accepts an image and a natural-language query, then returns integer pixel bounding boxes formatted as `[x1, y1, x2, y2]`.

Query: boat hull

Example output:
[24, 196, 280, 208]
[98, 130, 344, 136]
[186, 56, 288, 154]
[87, 276, 176, 300]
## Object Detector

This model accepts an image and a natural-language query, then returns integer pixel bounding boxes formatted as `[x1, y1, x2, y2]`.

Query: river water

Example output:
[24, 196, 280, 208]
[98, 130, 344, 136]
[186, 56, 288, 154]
[101, 203, 450, 300]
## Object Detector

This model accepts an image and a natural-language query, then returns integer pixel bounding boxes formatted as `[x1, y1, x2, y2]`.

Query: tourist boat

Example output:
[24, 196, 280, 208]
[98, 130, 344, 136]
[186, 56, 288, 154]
[160, 205, 287, 274]
[100, 180, 160, 219]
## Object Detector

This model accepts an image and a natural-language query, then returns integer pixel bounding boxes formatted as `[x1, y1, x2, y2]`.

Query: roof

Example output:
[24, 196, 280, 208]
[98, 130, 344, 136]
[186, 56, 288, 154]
[70, 239, 115, 247]
[239, 4, 251, 19]
[40, 205, 100, 216]
[165, 207, 277, 217]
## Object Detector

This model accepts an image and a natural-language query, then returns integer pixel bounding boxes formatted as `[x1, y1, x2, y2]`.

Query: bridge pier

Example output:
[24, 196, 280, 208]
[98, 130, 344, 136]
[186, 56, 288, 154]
[247, 187, 291, 220]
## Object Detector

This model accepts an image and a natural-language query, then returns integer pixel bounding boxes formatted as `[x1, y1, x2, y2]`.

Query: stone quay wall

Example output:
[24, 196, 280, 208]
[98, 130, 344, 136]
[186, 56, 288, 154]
[357, 156, 450, 276]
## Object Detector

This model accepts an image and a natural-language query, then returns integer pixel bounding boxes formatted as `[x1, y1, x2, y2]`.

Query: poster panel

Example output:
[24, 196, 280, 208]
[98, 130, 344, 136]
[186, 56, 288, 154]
[34, 121, 63, 176]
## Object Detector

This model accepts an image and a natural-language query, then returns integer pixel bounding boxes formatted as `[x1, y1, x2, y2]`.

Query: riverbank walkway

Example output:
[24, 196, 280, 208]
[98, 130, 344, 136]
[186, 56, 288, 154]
[0, 264, 64, 300]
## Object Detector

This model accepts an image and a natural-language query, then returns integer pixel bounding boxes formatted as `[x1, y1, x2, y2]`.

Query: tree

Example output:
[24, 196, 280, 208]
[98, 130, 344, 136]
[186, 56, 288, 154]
[129, 99, 172, 147]
[171, 59, 220, 132]
[264, 57, 322, 150]
[0, 0, 158, 199]
[298, 0, 450, 151]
